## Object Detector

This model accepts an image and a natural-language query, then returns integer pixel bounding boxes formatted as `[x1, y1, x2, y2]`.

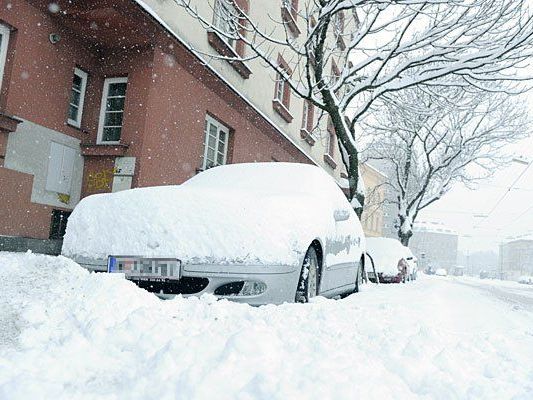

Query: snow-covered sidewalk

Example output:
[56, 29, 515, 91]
[1, 252, 532, 400]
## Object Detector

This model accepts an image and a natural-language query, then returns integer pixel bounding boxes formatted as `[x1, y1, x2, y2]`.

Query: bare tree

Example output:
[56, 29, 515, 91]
[176, 0, 533, 215]
[363, 87, 530, 245]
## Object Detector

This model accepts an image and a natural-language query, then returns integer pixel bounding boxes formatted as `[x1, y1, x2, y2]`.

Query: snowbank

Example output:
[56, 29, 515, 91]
[2, 252, 533, 399]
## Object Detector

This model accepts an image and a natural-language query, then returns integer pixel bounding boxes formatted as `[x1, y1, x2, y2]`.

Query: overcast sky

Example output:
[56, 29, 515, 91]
[419, 123, 533, 253]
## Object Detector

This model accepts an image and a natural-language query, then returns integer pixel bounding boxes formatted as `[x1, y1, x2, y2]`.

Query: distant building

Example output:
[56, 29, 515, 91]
[409, 221, 459, 271]
[499, 235, 533, 280]
[364, 160, 398, 238]
[359, 163, 387, 237]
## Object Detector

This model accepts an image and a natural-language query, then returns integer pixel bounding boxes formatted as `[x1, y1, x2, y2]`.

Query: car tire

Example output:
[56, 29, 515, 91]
[295, 246, 319, 303]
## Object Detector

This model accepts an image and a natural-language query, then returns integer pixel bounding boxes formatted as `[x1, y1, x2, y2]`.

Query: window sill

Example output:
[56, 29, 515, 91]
[281, 6, 300, 37]
[80, 143, 129, 157]
[300, 128, 316, 146]
[272, 99, 293, 123]
[66, 121, 91, 134]
[207, 31, 252, 79]
[0, 112, 22, 134]
[323, 153, 337, 169]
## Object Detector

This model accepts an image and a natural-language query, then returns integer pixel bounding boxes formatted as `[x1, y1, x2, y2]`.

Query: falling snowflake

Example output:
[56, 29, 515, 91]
[48, 3, 60, 13]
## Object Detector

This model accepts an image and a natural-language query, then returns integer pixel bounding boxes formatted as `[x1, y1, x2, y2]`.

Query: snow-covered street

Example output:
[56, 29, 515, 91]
[1, 252, 533, 400]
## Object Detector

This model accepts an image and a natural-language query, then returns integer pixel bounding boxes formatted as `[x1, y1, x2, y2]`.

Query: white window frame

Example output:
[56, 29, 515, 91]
[213, 0, 239, 51]
[67, 67, 88, 128]
[274, 74, 285, 102]
[302, 100, 314, 131]
[0, 24, 11, 92]
[202, 115, 230, 170]
[97, 76, 128, 145]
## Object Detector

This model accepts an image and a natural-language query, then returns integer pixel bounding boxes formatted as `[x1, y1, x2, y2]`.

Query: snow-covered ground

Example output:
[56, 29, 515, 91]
[1, 252, 533, 400]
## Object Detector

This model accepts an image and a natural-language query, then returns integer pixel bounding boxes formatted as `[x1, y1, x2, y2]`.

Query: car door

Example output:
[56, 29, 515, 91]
[320, 189, 364, 293]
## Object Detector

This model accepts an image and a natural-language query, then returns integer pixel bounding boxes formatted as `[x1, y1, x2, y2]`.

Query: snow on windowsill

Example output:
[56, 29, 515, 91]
[207, 30, 251, 79]
[272, 98, 293, 123]
[323, 153, 337, 169]
[300, 128, 316, 146]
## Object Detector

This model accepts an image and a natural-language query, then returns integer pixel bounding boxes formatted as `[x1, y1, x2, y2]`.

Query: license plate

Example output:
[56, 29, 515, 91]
[107, 256, 181, 280]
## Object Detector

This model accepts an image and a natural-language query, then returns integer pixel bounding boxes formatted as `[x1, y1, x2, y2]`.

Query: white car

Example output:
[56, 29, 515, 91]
[435, 268, 448, 276]
[62, 163, 366, 305]
[365, 237, 409, 283]
[403, 246, 418, 281]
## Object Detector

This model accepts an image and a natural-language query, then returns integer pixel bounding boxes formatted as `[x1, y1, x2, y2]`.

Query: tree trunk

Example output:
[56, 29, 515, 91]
[398, 214, 413, 246]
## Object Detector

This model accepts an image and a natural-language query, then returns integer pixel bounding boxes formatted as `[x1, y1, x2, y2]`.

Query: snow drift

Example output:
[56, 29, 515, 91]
[2, 252, 533, 400]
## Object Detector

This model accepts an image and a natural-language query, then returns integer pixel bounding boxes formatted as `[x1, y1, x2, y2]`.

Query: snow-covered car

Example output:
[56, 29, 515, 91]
[435, 268, 448, 276]
[365, 237, 408, 283]
[518, 276, 533, 285]
[403, 246, 418, 281]
[62, 163, 366, 305]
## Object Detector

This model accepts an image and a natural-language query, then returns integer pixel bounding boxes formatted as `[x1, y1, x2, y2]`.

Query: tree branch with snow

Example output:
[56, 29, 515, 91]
[175, 0, 533, 217]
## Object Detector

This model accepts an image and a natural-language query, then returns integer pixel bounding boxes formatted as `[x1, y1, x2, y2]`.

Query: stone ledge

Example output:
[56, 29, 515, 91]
[81, 143, 129, 157]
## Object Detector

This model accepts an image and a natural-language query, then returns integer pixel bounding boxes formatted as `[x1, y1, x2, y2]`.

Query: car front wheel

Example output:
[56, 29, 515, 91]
[295, 246, 319, 303]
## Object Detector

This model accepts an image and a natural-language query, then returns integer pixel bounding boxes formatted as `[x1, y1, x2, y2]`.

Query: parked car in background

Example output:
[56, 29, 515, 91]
[518, 276, 533, 285]
[403, 246, 418, 281]
[62, 163, 366, 305]
[479, 270, 489, 279]
[435, 268, 448, 276]
[452, 266, 465, 276]
[365, 237, 409, 283]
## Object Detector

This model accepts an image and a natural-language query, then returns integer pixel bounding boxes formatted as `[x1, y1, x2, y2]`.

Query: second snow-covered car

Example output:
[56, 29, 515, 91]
[365, 237, 409, 283]
[62, 163, 366, 305]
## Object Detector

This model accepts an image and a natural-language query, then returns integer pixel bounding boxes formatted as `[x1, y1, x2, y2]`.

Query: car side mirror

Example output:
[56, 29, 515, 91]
[333, 209, 350, 222]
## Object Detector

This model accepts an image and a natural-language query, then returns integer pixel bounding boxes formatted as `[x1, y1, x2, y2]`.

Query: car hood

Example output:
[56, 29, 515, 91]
[62, 185, 332, 267]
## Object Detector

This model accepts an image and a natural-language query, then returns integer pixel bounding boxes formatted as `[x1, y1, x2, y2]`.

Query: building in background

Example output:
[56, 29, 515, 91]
[364, 159, 399, 239]
[0, 0, 354, 253]
[359, 163, 387, 237]
[499, 235, 533, 280]
[409, 221, 459, 272]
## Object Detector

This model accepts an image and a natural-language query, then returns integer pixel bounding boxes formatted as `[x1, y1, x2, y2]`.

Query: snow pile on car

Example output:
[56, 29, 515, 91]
[366, 237, 407, 275]
[62, 163, 355, 267]
[2, 252, 533, 400]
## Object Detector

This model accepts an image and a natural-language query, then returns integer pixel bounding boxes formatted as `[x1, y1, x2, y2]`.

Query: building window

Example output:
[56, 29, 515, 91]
[334, 11, 346, 50]
[98, 77, 128, 144]
[213, 0, 239, 50]
[323, 118, 337, 169]
[326, 130, 335, 156]
[302, 100, 314, 132]
[0, 24, 10, 91]
[282, 0, 298, 17]
[67, 67, 88, 128]
[300, 100, 316, 145]
[272, 54, 293, 122]
[49, 209, 71, 240]
[46, 142, 76, 195]
[281, 0, 300, 36]
[203, 115, 230, 170]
